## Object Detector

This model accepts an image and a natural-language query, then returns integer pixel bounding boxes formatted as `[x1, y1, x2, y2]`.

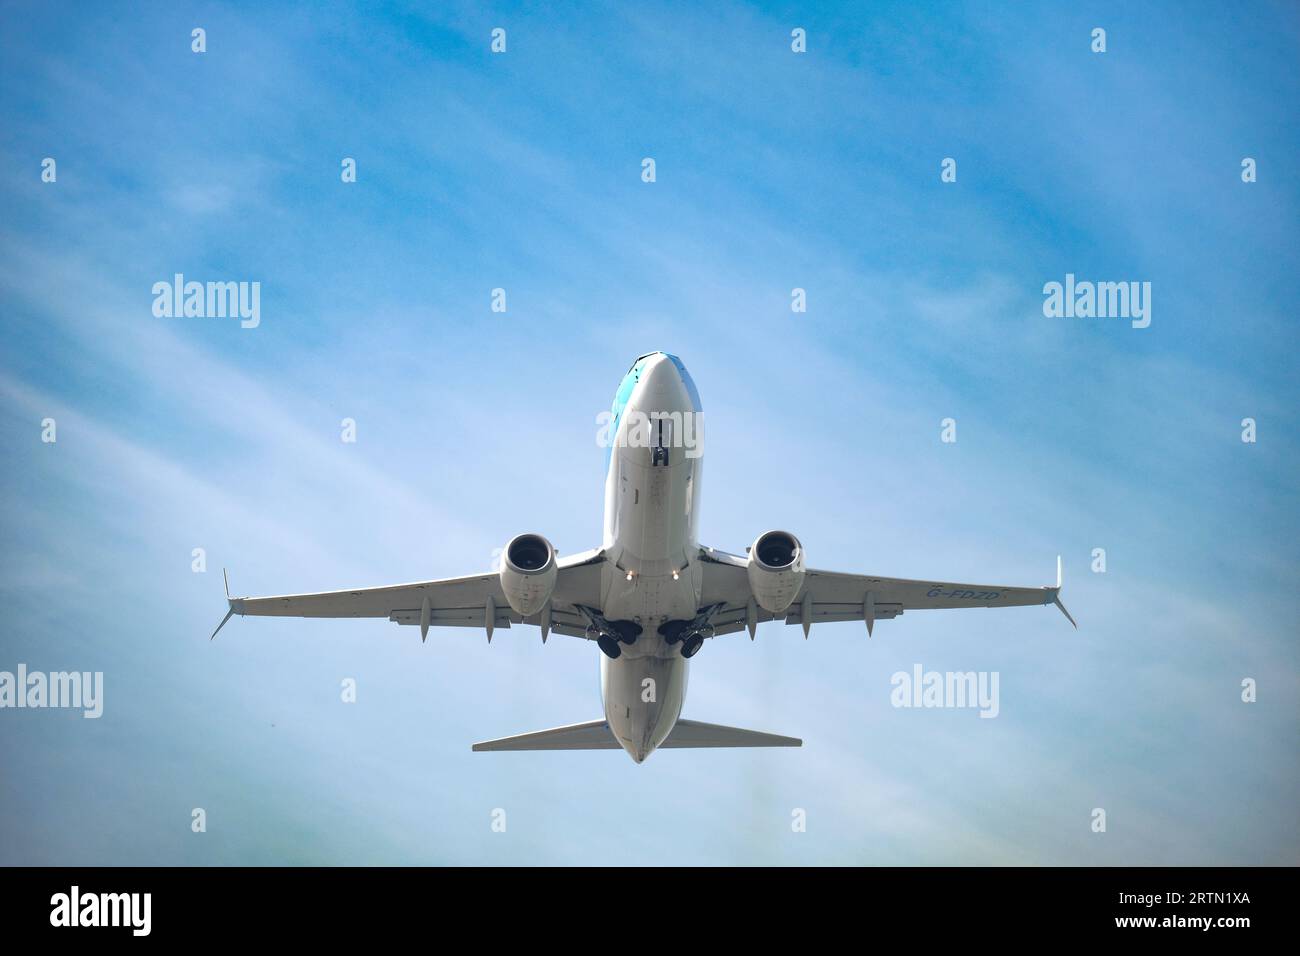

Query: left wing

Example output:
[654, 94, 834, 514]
[698, 547, 1075, 638]
[210, 550, 606, 642]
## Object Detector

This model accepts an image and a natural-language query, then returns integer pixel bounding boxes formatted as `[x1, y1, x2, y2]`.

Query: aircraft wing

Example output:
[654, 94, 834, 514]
[697, 546, 1075, 638]
[210, 549, 606, 642]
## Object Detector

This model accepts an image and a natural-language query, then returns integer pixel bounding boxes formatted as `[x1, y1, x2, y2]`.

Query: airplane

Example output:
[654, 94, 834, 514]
[211, 351, 1075, 762]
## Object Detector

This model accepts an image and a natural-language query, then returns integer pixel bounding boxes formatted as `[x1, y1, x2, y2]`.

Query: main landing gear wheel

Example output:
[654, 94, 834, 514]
[680, 633, 705, 658]
[597, 634, 623, 659]
[659, 620, 687, 645]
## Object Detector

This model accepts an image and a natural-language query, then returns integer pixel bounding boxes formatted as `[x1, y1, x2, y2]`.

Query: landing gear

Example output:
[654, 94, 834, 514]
[659, 620, 688, 645]
[580, 607, 642, 659]
[660, 605, 723, 659]
[612, 620, 643, 645]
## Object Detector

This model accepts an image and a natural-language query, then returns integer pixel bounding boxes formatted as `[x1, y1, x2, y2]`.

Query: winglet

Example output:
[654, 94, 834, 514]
[209, 605, 236, 641]
[210, 568, 237, 640]
[1054, 594, 1077, 629]
[1052, 555, 1077, 628]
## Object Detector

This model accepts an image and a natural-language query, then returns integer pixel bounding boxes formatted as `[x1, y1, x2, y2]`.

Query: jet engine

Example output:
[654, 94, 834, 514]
[746, 530, 805, 614]
[499, 533, 557, 616]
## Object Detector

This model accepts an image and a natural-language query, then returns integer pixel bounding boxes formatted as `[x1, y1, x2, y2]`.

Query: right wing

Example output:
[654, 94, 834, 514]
[211, 549, 606, 641]
[698, 547, 1074, 637]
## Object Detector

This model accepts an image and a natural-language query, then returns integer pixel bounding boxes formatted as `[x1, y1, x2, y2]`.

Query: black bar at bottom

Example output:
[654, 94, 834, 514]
[0, 866, 1286, 941]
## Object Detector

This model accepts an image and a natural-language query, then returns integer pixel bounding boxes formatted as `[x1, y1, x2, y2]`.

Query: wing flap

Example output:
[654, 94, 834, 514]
[390, 606, 515, 628]
[782, 600, 904, 626]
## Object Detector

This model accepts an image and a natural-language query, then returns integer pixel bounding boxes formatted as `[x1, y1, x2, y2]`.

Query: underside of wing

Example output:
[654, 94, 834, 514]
[698, 546, 1074, 638]
[215, 549, 607, 641]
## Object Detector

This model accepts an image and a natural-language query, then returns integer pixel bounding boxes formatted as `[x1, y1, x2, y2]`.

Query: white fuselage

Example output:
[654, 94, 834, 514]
[597, 353, 704, 762]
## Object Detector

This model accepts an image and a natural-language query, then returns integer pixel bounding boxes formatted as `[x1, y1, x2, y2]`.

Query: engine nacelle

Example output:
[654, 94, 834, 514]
[499, 533, 557, 616]
[746, 530, 805, 615]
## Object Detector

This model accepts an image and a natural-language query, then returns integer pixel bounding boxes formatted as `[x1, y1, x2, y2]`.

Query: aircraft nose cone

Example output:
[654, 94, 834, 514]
[638, 353, 681, 392]
[635, 355, 693, 419]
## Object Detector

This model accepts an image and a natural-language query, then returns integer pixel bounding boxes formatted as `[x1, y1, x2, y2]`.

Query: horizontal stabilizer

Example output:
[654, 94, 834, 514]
[661, 719, 801, 749]
[472, 720, 618, 751]
[471, 718, 802, 752]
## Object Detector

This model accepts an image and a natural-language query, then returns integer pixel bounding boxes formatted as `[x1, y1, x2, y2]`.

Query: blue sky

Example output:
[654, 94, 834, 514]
[1, 1, 1297, 865]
